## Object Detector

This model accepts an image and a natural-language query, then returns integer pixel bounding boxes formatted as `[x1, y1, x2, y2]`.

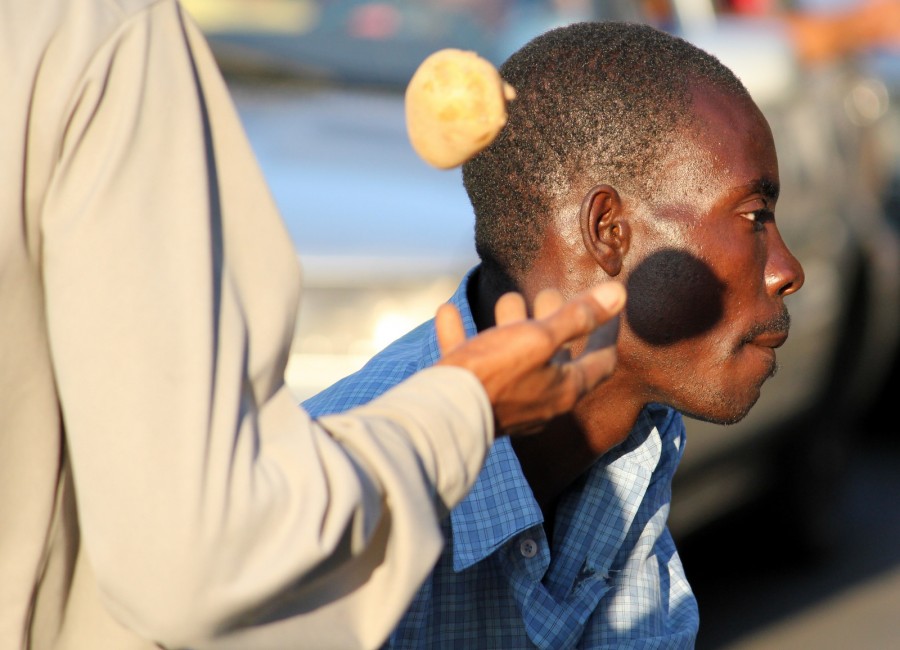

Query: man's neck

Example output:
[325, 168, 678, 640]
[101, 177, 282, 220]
[468, 264, 515, 330]
[471, 267, 645, 510]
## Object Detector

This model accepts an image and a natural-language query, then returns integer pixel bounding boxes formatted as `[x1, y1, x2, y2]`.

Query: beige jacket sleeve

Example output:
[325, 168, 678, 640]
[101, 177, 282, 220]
[2, 0, 493, 648]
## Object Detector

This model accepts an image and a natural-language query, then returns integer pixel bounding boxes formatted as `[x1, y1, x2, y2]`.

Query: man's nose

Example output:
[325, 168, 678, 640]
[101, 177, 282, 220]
[767, 229, 805, 297]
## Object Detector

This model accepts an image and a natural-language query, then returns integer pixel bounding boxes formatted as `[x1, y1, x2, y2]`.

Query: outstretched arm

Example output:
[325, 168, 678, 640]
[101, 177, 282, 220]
[27, 1, 622, 647]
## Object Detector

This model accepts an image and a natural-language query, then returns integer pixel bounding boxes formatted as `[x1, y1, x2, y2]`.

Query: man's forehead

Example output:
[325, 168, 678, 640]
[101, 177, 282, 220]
[679, 91, 776, 175]
[644, 126, 778, 216]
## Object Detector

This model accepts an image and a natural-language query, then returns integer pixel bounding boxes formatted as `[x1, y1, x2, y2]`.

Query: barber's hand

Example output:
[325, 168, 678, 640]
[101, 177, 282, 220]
[435, 282, 625, 436]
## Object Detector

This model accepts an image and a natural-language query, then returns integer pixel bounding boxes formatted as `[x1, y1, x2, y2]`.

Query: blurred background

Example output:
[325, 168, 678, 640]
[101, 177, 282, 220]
[181, 0, 900, 647]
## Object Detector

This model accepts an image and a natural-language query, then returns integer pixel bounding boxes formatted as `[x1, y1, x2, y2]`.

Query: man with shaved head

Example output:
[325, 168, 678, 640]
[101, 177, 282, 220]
[306, 20, 804, 648]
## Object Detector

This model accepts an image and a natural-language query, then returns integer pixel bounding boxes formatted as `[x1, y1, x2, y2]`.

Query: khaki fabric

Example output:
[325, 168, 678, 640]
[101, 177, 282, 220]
[0, 0, 493, 648]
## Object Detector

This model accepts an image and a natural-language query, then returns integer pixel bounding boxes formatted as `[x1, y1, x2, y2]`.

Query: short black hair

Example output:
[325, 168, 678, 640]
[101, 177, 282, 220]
[463, 21, 750, 280]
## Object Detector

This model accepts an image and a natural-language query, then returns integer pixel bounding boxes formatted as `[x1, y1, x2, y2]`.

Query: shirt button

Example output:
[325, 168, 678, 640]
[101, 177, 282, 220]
[519, 538, 538, 558]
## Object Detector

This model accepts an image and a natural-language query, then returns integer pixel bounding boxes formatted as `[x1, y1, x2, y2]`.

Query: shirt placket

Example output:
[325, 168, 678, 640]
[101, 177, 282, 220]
[498, 526, 612, 650]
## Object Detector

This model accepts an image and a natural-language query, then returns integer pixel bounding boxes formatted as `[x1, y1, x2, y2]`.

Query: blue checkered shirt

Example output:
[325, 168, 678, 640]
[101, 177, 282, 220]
[304, 268, 699, 649]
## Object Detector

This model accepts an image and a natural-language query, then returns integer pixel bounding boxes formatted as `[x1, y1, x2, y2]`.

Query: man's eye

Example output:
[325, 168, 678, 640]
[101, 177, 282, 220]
[741, 209, 773, 229]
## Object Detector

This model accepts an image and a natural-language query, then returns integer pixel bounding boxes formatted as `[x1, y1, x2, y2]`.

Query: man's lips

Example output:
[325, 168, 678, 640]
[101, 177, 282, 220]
[739, 308, 792, 350]
[742, 329, 788, 378]
[748, 330, 789, 349]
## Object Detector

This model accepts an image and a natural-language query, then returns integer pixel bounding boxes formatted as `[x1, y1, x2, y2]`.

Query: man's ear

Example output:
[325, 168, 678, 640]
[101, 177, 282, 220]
[579, 184, 630, 277]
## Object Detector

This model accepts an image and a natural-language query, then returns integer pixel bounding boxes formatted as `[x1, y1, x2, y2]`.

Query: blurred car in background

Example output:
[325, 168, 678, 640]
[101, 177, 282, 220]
[183, 0, 900, 547]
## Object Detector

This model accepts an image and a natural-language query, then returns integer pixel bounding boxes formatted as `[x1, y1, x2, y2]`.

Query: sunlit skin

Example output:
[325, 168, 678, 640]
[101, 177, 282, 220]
[472, 84, 805, 514]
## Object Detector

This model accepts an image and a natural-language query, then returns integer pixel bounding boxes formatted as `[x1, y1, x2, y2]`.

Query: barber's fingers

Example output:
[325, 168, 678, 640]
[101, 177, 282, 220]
[539, 282, 626, 352]
[561, 332, 620, 402]
[534, 288, 570, 363]
[435, 303, 467, 354]
[436, 281, 625, 361]
[533, 288, 565, 319]
[435, 291, 532, 356]
[494, 291, 528, 326]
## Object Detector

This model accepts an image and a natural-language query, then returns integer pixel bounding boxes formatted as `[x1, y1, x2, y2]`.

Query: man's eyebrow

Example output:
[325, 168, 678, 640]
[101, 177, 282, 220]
[752, 177, 780, 202]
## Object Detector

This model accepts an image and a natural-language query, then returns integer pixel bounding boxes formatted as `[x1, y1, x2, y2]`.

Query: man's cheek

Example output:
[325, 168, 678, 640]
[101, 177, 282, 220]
[625, 248, 725, 346]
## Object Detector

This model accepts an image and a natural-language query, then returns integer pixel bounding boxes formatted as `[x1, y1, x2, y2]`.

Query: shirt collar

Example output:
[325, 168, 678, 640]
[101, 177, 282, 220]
[450, 439, 545, 571]
[431, 267, 546, 571]
[421, 266, 479, 369]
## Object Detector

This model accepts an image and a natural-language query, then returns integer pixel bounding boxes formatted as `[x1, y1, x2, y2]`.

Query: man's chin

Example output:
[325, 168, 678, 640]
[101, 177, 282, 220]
[679, 389, 762, 426]
[692, 360, 782, 425]
[685, 406, 754, 427]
